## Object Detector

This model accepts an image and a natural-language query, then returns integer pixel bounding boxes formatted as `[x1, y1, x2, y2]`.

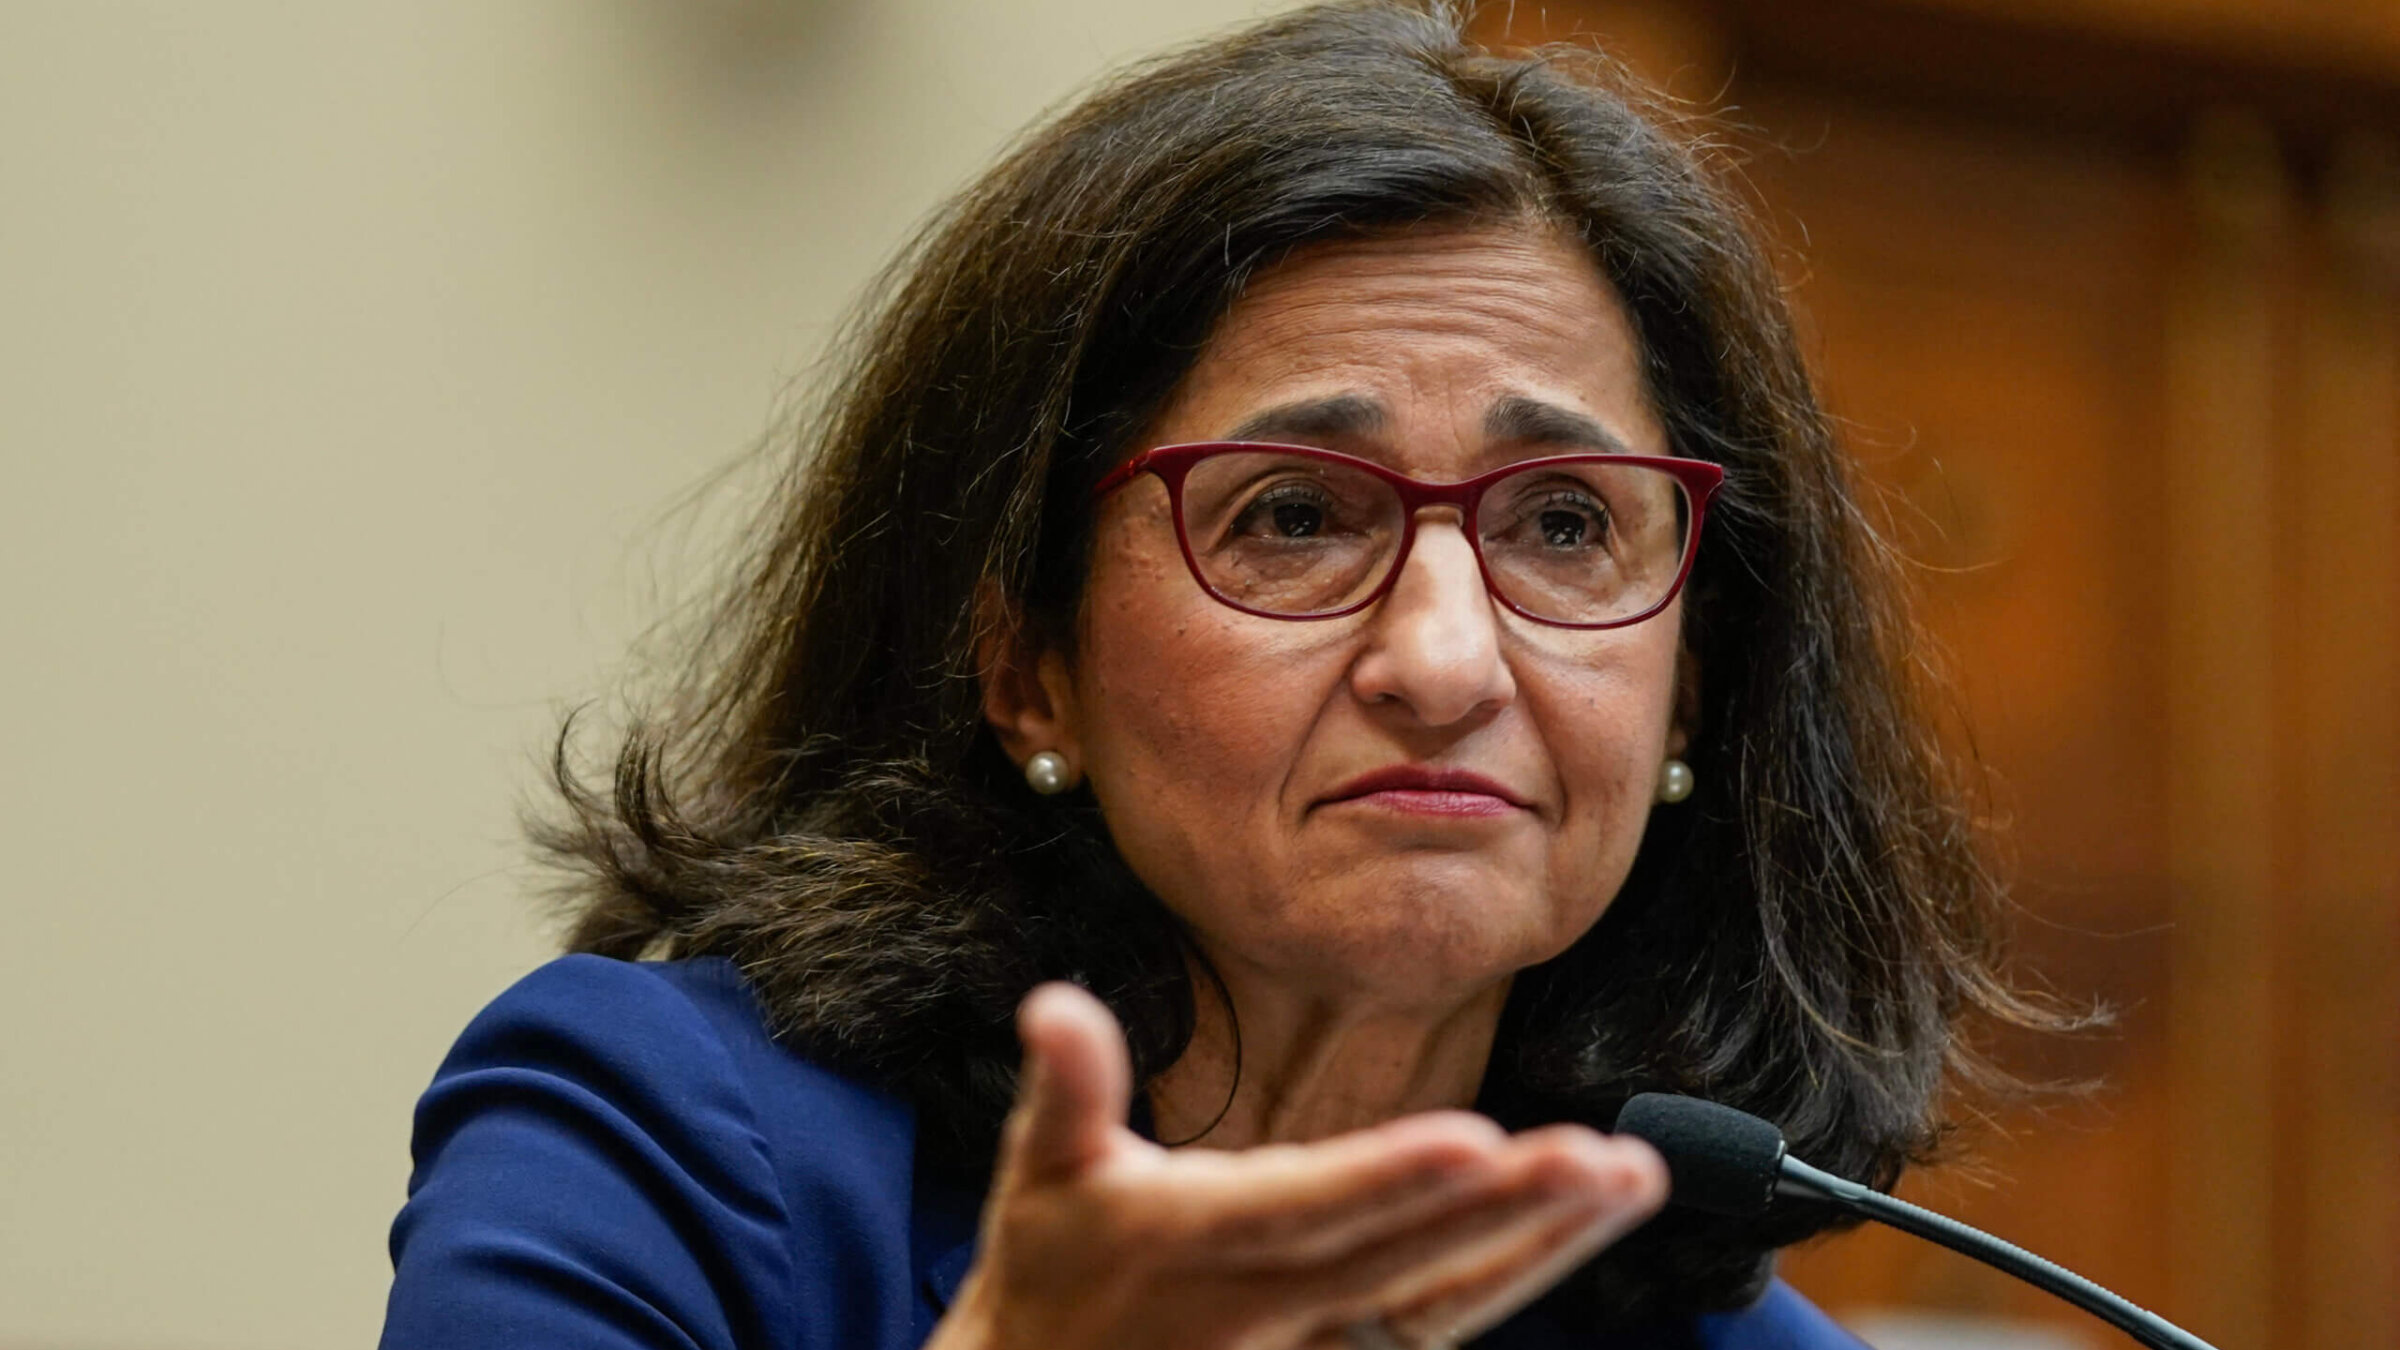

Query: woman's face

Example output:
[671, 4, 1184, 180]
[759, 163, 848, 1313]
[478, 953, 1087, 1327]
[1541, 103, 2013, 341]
[1007, 224, 1689, 1007]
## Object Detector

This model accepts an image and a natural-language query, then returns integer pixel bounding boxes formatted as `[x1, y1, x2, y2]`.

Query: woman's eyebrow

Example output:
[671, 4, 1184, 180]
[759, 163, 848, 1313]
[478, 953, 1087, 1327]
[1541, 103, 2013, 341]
[1224, 393, 1386, 443]
[1483, 394, 1631, 454]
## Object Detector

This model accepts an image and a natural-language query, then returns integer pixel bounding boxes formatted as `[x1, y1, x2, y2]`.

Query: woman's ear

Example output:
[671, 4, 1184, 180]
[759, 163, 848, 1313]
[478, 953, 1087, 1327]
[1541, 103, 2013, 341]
[975, 580, 1084, 770]
[1667, 644, 1702, 759]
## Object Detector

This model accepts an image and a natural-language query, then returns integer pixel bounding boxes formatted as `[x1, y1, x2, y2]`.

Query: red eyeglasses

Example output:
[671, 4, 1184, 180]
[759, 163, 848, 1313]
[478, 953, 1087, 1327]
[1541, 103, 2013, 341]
[1093, 442, 1723, 630]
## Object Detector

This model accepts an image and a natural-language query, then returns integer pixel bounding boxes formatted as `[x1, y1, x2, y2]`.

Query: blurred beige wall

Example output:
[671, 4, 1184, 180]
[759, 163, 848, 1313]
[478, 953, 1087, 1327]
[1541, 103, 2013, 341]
[0, 3, 1297, 1347]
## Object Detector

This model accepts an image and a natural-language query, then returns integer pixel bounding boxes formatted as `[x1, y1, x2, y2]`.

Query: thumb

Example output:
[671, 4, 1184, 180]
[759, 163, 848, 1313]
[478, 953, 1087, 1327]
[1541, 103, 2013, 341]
[1002, 981, 1133, 1184]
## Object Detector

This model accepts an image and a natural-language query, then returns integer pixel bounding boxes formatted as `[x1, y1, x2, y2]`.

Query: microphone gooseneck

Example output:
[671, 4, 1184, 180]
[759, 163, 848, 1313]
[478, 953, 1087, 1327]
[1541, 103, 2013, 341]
[1612, 1094, 2220, 1350]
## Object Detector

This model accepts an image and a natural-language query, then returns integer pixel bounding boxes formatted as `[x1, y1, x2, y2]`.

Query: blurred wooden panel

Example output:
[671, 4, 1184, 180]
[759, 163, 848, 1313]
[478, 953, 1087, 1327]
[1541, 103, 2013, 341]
[1737, 94, 2175, 891]
[1725, 0, 2400, 148]
[2160, 109, 2286, 1350]
[1886, 0, 2400, 82]
[2283, 133, 2400, 1350]
[1735, 83, 2181, 1342]
[1511, 1, 2400, 131]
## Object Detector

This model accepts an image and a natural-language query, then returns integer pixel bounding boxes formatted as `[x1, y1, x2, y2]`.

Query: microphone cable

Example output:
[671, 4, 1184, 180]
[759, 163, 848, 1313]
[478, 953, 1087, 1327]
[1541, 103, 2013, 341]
[1614, 1093, 2220, 1350]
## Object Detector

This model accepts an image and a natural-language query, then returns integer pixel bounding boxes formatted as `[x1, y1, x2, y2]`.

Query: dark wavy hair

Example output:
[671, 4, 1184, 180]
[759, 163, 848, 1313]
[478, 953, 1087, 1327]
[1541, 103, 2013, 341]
[538, 0, 2070, 1324]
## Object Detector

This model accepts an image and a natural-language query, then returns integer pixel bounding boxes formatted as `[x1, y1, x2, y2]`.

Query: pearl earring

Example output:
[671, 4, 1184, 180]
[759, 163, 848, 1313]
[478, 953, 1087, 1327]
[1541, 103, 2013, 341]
[1024, 750, 1076, 796]
[1655, 758, 1694, 804]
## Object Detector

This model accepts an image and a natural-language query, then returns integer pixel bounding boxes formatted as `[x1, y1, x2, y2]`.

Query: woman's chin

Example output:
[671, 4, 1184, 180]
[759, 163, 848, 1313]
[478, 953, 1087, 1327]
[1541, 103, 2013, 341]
[1222, 870, 1598, 996]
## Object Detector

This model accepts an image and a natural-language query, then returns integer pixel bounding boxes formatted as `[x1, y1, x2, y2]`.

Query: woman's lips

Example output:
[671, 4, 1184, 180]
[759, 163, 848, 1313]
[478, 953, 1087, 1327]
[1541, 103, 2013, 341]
[1319, 766, 1531, 817]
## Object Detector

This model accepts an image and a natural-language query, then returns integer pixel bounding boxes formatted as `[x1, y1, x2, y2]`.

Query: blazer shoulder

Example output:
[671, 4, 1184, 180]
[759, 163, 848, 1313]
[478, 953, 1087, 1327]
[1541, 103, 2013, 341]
[389, 954, 932, 1350]
[452, 951, 765, 1063]
[448, 953, 914, 1135]
[1693, 1279, 1869, 1350]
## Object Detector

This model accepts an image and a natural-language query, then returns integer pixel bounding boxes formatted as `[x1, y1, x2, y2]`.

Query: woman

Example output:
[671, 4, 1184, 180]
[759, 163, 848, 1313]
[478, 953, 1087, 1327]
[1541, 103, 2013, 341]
[381, 4, 2063, 1347]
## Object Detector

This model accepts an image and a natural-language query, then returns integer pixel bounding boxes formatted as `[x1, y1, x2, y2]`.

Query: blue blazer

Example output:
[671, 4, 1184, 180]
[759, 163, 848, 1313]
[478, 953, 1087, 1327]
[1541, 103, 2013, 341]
[380, 955, 1863, 1349]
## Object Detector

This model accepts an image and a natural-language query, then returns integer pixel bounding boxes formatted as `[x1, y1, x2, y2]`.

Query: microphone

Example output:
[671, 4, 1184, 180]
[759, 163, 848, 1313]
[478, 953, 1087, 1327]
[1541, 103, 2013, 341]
[1613, 1094, 2219, 1350]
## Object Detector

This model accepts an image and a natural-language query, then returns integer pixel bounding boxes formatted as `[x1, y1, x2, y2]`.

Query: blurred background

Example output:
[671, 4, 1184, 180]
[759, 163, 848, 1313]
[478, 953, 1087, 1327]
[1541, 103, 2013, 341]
[1, 3, 2390, 1349]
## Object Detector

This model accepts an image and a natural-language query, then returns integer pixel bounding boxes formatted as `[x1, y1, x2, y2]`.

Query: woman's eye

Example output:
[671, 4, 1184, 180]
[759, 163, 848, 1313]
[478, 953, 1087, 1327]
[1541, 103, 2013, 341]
[1538, 508, 1589, 548]
[1510, 492, 1607, 551]
[1270, 500, 1325, 538]
[1230, 484, 1341, 539]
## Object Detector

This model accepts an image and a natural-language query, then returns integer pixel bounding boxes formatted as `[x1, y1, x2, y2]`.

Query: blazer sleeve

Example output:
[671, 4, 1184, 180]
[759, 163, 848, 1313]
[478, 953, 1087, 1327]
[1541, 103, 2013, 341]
[379, 955, 798, 1350]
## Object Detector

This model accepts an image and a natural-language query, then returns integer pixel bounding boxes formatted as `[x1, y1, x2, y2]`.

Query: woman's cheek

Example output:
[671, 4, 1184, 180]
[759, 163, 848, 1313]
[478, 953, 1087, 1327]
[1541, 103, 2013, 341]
[1530, 657, 1681, 914]
[1087, 622, 1310, 808]
[1084, 534, 1326, 783]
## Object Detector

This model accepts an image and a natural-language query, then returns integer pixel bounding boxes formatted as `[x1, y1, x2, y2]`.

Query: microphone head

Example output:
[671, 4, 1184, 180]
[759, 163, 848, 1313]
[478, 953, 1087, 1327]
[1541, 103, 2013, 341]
[1613, 1093, 1787, 1218]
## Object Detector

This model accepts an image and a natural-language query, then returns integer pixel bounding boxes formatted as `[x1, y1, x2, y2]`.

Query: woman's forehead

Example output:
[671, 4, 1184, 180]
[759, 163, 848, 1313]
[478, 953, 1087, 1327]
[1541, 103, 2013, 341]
[1222, 391, 1637, 456]
[1210, 225, 1625, 356]
[1144, 225, 1667, 469]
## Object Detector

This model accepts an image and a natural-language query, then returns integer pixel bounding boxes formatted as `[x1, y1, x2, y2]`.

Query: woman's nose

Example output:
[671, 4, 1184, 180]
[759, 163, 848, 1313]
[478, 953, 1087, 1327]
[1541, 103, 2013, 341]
[1347, 516, 1517, 726]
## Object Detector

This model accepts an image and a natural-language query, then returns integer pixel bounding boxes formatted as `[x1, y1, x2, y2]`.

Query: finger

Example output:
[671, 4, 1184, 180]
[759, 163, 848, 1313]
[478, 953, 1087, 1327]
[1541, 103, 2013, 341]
[1398, 1200, 1642, 1347]
[1281, 1131, 1662, 1327]
[1249, 1179, 1590, 1325]
[1003, 982, 1134, 1184]
[1237, 1146, 1506, 1266]
[1401, 1136, 1669, 1342]
[1163, 1112, 1511, 1262]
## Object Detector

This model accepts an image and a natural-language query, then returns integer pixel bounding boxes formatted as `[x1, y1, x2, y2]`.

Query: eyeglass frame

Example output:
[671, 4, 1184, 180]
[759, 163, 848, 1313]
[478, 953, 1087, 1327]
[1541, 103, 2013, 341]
[1090, 441, 1726, 631]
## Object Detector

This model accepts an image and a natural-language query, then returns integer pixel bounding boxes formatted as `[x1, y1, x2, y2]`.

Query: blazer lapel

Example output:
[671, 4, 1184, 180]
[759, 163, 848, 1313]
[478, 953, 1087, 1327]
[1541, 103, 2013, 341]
[908, 1159, 984, 1316]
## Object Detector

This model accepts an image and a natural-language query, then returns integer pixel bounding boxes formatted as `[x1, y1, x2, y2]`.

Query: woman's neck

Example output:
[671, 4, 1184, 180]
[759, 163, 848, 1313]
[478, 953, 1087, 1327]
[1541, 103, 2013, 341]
[1145, 948, 1513, 1150]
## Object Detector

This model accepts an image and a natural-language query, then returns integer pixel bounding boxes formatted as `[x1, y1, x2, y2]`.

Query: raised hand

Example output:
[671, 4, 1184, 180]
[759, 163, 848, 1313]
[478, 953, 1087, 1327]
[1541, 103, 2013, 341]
[924, 983, 1668, 1350]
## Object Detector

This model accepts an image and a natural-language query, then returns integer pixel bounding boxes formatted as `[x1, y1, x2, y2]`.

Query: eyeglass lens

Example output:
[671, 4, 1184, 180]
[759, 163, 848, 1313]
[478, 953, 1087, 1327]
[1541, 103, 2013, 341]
[1177, 450, 1693, 625]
